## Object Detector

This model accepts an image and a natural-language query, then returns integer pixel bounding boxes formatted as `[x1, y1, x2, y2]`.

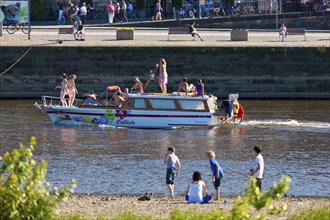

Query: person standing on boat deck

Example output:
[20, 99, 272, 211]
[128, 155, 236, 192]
[164, 147, 181, 197]
[205, 151, 224, 201]
[178, 77, 190, 96]
[67, 74, 78, 107]
[55, 73, 68, 107]
[185, 171, 212, 204]
[195, 79, 204, 97]
[250, 145, 264, 191]
[158, 58, 168, 95]
[132, 77, 144, 94]
[122, 87, 130, 101]
[114, 91, 125, 107]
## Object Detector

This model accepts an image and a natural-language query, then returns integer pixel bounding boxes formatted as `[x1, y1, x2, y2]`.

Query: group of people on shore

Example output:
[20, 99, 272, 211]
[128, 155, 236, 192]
[164, 145, 264, 203]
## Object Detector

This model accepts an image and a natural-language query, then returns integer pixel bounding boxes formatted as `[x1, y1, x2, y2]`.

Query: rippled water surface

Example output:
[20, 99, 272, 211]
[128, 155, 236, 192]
[0, 100, 329, 196]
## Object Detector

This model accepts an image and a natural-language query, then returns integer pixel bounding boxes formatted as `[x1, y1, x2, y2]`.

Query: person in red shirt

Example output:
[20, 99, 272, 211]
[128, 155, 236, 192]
[237, 102, 245, 123]
[107, 0, 115, 25]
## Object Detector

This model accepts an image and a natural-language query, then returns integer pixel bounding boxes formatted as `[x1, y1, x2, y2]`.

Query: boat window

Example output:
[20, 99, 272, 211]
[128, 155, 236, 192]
[133, 99, 146, 108]
[179, 100, 205, 110]
[149, 99, 175, 109]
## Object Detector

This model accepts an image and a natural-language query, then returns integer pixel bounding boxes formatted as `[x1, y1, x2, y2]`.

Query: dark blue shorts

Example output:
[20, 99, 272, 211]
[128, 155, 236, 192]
[166, 167, 175, 184]
[214, 178, 221, 189]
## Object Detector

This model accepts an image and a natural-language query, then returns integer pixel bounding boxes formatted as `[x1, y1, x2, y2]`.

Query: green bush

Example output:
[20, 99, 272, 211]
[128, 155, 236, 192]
[31, 0, 48, 21]
[289, 206, 330, 220]
[0, 136, 77, 220]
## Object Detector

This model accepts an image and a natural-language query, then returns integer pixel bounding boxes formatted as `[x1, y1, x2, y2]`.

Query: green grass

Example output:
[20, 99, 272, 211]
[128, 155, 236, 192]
[288, 206, 330, 220]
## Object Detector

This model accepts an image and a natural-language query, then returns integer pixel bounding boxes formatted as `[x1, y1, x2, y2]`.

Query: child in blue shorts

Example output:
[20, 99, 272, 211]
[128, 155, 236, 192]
[164, 147, 181, 197]
[206, 150, 224, 201]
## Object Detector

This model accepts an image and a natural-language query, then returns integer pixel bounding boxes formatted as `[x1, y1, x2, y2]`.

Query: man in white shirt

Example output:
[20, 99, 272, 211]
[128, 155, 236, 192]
[250, 145, 264, 190]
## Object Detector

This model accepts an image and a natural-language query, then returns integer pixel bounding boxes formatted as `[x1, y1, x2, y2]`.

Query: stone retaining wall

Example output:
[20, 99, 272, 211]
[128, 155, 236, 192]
[0, 47, 329, 99]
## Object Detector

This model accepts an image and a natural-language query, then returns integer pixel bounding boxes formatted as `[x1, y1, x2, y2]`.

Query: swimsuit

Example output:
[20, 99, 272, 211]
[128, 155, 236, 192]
[159, 72, 168, 85]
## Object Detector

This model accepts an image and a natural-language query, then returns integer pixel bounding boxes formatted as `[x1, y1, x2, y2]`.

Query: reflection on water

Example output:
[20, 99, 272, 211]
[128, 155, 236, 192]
[0, 100, 329, 196]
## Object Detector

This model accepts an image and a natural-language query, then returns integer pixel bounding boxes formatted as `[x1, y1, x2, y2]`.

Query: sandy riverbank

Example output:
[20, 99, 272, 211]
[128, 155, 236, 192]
[57, 194, 330, 219]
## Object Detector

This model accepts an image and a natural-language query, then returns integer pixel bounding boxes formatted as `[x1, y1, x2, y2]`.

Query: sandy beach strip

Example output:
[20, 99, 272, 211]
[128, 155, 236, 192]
[57, 194, 330, 219]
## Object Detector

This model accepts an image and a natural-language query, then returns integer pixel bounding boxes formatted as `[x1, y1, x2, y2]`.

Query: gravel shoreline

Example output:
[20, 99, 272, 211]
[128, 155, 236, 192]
[57, 194, 329, 219]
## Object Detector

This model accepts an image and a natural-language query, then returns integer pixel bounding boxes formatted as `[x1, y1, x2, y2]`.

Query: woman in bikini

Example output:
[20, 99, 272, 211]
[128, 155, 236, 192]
[55, 73, 68, 106]
[158, 58, 168, 95]
[67, 74, 78, 107]
[132, 77, 144, 94]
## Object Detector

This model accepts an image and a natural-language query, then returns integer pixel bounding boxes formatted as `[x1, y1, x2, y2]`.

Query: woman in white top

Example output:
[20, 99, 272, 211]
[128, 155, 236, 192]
[185, 171, 211, 203]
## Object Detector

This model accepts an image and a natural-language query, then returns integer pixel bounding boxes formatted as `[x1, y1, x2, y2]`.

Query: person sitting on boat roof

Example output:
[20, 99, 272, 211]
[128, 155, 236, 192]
[122, 87, 130, 101]
[195, 79, 204, 97]
[83, 90, 97, 100]
[131, 77, 144, 94]
[178, 77, 190, 96]
[114, 90, 125, 108]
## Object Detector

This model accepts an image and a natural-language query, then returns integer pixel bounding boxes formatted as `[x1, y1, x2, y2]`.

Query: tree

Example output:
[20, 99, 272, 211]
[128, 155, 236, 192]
[0, 136, 77, 220]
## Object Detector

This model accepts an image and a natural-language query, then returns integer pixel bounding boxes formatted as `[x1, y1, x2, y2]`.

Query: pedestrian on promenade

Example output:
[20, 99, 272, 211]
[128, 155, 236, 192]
[155, 0, 162, 21]
[279, 22, 288, 41]
[55, 73, 68, 107]
[158, 58, 168, 94]
[164, 147, 181, 197]
[58, 0, 64, 21]
[185, 171, 212, 203]
[189, 21, 204, 41]
[79, 2, 87, 24]
[121, 0, 128, 22]
[250, 145, 264, 190]
[107, 0, 115, 25]
[205, 150, 224, 201]
[114, 3, 121, 22]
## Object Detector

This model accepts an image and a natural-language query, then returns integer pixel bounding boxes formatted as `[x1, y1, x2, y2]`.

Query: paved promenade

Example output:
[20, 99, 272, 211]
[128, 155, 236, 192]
[0, 26, 329, 47]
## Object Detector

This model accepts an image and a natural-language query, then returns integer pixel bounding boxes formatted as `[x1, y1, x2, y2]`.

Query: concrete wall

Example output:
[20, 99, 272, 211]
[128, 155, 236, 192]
[0, 46, 329, 99]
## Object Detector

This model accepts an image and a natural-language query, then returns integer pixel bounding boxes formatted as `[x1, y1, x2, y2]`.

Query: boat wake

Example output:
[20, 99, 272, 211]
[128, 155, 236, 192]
[241, 120, 330, 133]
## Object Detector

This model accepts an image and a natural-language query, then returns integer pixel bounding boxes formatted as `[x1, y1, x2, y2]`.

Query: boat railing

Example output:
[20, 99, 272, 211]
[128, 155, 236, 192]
[41, 96, 84, 107]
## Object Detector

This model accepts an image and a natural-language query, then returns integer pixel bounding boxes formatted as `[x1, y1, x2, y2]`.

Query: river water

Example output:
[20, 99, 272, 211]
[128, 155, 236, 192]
[0, 100, 329, 196]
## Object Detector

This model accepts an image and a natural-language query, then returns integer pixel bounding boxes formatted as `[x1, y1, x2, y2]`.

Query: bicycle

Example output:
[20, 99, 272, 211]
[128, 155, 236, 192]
[6, 22, 30, 34]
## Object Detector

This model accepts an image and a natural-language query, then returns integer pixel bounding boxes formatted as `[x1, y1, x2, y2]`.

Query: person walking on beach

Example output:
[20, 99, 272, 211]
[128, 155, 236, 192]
[189, 21, 204, 41]
[185, 171, 212, 203]
[206, 151, 224, 201]
[158, 58, 168, 95]
[55, 73, 68, 107]
[250, 145, 264, 190]
[164, 147, 181, 197]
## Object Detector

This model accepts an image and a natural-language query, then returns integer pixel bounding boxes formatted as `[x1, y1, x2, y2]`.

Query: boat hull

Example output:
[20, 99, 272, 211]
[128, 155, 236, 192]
[35, 104, 222, 129]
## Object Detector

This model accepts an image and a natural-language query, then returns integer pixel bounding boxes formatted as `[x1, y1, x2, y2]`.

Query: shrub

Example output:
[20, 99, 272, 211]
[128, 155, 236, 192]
[289, 206, 330, 220]
[0, 136, 77, 220]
